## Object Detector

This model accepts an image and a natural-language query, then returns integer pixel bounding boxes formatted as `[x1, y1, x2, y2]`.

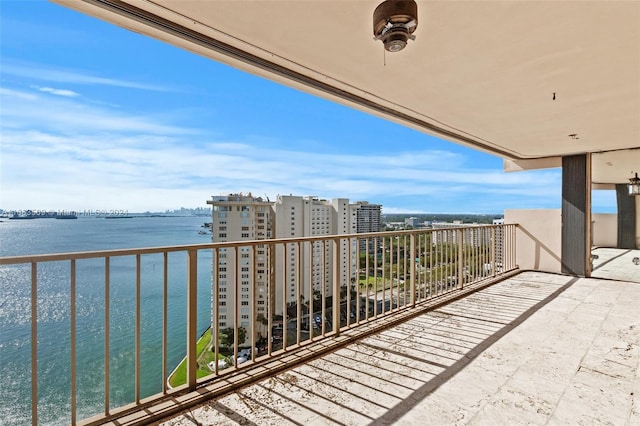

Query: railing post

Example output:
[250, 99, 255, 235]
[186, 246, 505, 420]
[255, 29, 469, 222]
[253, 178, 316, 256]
[186, 249, 198, 390]
[31, 263, 38, 426]
[410, 233, 416, 307]
[135, 255, 141, 404]
[491, 227, 496, 277]
[457, 231, 464, 290]
[71, 260, 77, 425]
[104, 257, 111, 412]
[161, 252, 168, 392]
[332, 239, 340, 335]
[213, 249, 220, 372]
[268, 243, 275, 355]
[509, 224, 520, 268]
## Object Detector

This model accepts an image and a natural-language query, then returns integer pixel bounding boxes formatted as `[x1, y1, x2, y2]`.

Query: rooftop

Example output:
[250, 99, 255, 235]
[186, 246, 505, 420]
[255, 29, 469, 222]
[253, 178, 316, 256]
[158, 271, 639, 425]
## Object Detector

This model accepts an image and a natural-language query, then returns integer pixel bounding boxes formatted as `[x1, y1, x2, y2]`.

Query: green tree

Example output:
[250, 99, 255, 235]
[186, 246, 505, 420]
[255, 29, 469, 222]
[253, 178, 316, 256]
[359, 252, 376, 269]
[220, 326, 247, 348]
[256, 314, 268, 326]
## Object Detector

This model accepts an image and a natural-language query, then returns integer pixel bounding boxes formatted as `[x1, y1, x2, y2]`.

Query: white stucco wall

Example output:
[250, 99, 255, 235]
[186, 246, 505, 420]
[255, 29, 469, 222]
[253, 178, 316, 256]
[504, 209, 562, 273]
[592, 213, 617, 248]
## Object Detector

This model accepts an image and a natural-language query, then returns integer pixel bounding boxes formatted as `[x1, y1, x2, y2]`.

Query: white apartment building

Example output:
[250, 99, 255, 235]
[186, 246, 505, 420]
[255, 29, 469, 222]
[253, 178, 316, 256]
[208, 193, 382, 343]
[431, 219, 505, 274]
[431, 220, 492, 248]
[273, 196, 358, 311]
[207, 194, 273, 343]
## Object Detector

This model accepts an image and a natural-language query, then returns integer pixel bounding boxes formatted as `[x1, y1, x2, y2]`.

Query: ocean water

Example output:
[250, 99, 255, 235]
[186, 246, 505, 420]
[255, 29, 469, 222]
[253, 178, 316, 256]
[0, 216, 213, 425]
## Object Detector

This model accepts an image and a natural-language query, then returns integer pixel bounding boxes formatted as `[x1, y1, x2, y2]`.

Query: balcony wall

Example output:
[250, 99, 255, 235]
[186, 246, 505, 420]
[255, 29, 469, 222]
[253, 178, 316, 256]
[509, 207, 636, 254]
[505, 209, 561, 273]
[592, 213, 617, 248]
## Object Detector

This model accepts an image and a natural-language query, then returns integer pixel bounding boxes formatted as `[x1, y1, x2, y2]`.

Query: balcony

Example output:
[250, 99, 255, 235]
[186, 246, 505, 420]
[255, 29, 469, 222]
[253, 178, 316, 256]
[2, 0, 638, 423]
[2, 1, 637, 424]
[163, 271, 640, 426]
[0, 224, 533, 425]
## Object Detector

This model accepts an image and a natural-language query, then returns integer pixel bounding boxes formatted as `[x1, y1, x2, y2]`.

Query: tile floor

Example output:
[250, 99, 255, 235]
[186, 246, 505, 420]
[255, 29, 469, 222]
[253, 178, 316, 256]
[161, 271, 639, 425]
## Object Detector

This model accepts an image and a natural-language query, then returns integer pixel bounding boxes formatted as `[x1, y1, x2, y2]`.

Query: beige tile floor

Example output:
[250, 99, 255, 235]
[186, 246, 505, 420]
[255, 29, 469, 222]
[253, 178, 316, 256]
[162, 271, 640, 425]
[592, 248, 640, 283]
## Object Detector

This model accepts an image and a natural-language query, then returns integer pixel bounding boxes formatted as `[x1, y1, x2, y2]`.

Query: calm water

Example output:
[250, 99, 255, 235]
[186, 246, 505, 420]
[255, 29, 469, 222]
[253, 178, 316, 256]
[0, 216, 213, 425]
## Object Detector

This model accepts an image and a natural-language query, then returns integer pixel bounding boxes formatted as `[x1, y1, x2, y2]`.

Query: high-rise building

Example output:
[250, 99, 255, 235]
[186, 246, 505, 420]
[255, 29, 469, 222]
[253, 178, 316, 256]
[431, 219, 505, 276]
[352, 201, 382, 253]
[272, 196, 357, 311]
[207, 194, 273, 344]
[208, 193, 381, 345]
[432, 221, 491, 248]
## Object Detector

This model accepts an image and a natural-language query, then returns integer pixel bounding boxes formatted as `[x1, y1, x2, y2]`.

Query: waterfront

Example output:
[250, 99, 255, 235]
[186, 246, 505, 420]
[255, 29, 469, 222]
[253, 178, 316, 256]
[0, 216, 213, 425]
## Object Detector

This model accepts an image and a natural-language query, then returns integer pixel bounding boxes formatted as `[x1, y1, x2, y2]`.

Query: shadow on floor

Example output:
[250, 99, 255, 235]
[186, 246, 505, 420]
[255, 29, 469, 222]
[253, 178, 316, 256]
[164, 273, 582, 425]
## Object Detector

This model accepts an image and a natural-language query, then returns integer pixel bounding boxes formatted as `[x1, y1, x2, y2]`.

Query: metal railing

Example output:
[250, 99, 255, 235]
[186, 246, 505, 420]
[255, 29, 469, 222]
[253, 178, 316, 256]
[0, 224, 517, 425]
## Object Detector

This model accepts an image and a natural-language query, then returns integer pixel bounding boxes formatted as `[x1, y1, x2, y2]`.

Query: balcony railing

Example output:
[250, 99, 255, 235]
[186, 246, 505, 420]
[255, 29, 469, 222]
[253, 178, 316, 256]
[0, 224, 517, 425]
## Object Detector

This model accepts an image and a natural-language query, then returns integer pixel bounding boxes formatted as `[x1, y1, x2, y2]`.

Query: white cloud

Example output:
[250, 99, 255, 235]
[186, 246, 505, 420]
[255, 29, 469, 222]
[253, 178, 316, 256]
[35, 86, 80, 97]
[0, 87, 37, 100]
[0, 83, 563, 212]
[3, 61, 172, 92]
[1, 87, 194, 135]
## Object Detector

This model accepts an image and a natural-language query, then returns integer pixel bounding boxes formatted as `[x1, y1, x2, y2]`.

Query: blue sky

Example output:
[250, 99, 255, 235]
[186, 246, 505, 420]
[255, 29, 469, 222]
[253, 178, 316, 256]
[0, 1, 615, 214]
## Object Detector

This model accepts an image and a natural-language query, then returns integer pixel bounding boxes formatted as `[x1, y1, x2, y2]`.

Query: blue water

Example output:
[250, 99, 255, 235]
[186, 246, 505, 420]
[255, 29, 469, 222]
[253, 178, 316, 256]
[0, 216, 213, 425]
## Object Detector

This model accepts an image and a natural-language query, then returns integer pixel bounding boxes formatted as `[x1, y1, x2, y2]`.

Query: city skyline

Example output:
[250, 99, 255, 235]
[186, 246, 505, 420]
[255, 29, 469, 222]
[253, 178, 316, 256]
[0, 1, 616, 214]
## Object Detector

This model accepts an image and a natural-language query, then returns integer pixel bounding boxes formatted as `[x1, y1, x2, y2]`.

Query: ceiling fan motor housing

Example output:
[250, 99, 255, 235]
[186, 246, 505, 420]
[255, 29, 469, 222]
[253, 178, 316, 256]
[373, 0, 418, 52]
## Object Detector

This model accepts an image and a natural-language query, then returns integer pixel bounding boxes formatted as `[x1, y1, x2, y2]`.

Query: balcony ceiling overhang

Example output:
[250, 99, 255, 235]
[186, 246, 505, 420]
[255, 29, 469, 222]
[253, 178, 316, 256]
[54, 0, 639, 177]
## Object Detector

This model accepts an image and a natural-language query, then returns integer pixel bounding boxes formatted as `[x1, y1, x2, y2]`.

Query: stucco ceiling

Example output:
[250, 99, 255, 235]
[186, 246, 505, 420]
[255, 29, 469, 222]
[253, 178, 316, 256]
[54, 0, 640, 180]
[592, 150, 640, 186]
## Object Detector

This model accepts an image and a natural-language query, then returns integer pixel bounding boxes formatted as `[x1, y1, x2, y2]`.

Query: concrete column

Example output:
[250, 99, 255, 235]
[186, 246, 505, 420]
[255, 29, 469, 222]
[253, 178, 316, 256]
[615, 184, 637, 249]
[561, 154, 592, 276]
[637, 197, 640, 249]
